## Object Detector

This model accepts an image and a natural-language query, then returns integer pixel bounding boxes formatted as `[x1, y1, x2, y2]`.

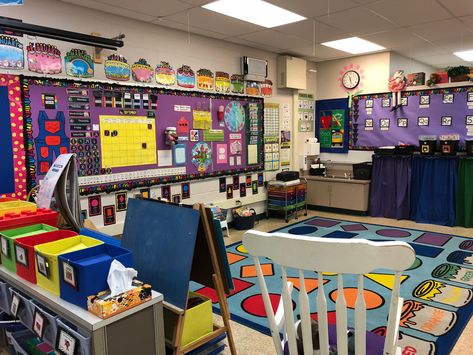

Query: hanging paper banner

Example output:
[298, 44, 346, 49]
[245, 81, 260, 96]
[261, 79, 273, 97]
[132, 58, 153, 83]
[231, 74, 244, 94]
[104, 54, 130, 81]
[65, 49, 94, 78]
[176, 65, 195, 88]
[197, 68, 214, 91]
[215, 71, 230, 93]
[156, 61, 175, 86]
[0, 35, 23, 70]
[26, 42, 61, 74]
[191, 142, 212, 172]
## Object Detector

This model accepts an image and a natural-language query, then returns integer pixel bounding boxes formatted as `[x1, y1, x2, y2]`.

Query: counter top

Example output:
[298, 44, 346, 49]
[302, 175, 371, 185]
[0, 265, 163, 332]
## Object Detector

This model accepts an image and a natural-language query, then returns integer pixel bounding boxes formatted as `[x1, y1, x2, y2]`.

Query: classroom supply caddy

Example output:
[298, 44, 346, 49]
[266, 179, 307, 222]
[34, 236, 104, 296]
[0, 224, 58, 273]
[58, 244, 133, 309]
[14, 230, 78, 284]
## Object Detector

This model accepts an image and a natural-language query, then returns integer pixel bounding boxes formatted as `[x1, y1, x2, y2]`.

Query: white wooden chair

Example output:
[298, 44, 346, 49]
[242, 230, 416, 355]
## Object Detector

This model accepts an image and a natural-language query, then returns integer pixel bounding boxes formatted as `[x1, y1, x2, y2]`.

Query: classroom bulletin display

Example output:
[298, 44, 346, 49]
[22, 77, 264, 195]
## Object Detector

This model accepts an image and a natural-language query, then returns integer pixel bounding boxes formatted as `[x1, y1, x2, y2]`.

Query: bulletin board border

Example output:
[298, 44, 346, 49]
[21, 76, 264, 195]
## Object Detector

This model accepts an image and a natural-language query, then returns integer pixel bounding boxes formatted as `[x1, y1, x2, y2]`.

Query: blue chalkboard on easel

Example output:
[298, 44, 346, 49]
[122, 198, 200, 310]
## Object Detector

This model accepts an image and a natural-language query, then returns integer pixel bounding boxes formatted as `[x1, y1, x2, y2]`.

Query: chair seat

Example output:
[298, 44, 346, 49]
[283, 324, 386, 355]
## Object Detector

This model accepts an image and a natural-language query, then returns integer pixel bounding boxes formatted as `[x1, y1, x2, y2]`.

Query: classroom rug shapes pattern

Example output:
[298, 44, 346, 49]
[193, 217, 473, 355]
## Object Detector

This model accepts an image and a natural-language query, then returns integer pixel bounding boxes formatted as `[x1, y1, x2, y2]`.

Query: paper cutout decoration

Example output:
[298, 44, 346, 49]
[190, 129, 199, 142]
[215, 71, 230, 93]
[224, 101, 245, 132]
[155, 61, 175, 86]
[219, 177, 226, 193]
[115, 192, 127, 212]
[104, 54, 130, 81]
[261, 79, 273, 97]
[177, 117, 190, 134]
[65, 49, 94, 78]
[230, 139, 242, 155]
[0, 35, 23, 70]
[240, 183, 246, 197]
[216, 144, 227, 164]
[181, 182, 190, 199]
[132, 58, 153, 83]
[27, 42, 61, 74]
[191, 142, 212, 172]
[197, 68, 214, 91]
[176, 65, 195, 88]
[161, 185, 171, 201]
[226, 185, 233, 199]
[231, 74, 244, 94]
[193, 110, 212, 130]
[203, 129, 224, 141]
[88, 195, 102, 216]
[245, 81, 260, 96]
[103, 205, 116, 226]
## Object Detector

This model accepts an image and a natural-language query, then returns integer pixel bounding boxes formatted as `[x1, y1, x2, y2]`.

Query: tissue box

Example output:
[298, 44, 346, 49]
[181, 292, 213, 346]
[87, 280, 152, 319]
[58, 244, 133, 309]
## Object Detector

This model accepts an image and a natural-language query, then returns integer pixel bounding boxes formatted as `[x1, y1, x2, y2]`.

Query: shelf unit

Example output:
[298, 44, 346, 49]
[266, 179, 307, 222]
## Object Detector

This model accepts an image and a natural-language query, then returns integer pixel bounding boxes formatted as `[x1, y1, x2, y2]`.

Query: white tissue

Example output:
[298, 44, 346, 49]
[107, 260, 138, 297]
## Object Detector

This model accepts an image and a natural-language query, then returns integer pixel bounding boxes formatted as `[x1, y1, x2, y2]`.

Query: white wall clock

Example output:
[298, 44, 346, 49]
[338, 64, 364, 91]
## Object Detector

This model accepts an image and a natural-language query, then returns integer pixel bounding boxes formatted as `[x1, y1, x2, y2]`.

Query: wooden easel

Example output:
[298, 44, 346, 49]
[163, 204, 236, 354]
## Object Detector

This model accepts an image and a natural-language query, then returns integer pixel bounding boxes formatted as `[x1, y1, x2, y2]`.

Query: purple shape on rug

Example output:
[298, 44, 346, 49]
[376, 229, 411, 238]
[414, 232, 452, 247]
[341, 223, 368, 232]
[305, 218, 340, 228]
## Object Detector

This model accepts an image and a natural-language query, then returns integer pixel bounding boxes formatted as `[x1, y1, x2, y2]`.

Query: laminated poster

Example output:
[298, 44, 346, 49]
[215, 71, 230, 93]
[197, 68, 214, 91]
[104, 54, 130, 81]
[176, 65, 195, 88]
[191, 142, 212, 172]
[132, 58, 153, 83]
[231, 74, 244, 94]
[65, 49, 94, 78]
[156, 61, 175, 86]
[0, 35, 23, 70]
[27, 42, 61, 74]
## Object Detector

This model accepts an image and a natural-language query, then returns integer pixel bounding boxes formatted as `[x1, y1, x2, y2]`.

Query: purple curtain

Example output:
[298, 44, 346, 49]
[369, 155, 412, 219]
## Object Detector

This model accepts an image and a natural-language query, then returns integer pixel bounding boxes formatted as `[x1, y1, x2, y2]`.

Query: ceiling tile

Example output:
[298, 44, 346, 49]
[236, 30, 312, 50]
[180, 0, 213, 5]
[96, 0, 194, 17]
[315, 6, 397, 36]
[437, 0, 473, 17]
[366, 0, 453, 26]
[395, 43, 448, 59]
[431, 38, 473, 53]
[272, 20, 351, 43]
[460, 15, 473, 30]
[364, 29, 429, 50]
[223, 36, 283, 53]
[153, 18, 227, 39]
[61, 0, 157, 21]
[265, 0, 360, 18]
[163, 7, 264, 36]
[414, 54, 468, 68]
[407, 18, 471, 42]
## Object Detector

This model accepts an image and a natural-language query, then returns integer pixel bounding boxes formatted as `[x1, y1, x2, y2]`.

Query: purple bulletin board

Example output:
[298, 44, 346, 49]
[351, 86, 473, 150]
[22, 77, 263, 195]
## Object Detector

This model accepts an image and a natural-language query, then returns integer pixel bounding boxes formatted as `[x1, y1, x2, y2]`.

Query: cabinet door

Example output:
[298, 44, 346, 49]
[330, 182, 369, 211]
[307, 180, 330, 207]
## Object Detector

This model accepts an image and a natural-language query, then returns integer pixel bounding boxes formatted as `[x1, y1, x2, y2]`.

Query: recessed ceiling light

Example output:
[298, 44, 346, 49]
[321, 37, 385, 55]
[454, 50, 473, 62]
[202, 0, 306, 28]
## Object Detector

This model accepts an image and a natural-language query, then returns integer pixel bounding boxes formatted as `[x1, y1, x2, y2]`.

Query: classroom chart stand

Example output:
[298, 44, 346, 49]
[0, 266, 165, 355]
[121, 198, 236, 355]
[266, 180, 307, 222]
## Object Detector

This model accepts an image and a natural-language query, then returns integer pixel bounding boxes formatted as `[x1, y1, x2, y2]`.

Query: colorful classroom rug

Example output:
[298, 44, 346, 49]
[193, 216, 473, 355]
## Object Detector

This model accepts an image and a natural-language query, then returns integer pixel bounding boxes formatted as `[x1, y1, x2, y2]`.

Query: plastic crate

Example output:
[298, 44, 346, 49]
[0, 200, 36, 218]
[15, 231, 78, 284]
[0, 224, 58, 273]
[0, 208, 58, 232]
[58, 244, 133, 309]
[56, 318, 91, 355]
[34, 236, 104, 296]
[79, 228, 121, 246]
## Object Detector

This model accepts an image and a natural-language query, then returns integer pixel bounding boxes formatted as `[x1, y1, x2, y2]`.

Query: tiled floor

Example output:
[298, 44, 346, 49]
[214, 210, 473, 354]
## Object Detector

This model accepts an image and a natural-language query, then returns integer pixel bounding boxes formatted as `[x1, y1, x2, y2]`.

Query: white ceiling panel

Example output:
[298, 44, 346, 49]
[407, 19, 471, 42]
[61, 0, 157, 21]
[153, 19, 227, 39]
[415, 54, 468, 68]
[164, 7, 264, 36]
[179, 0, 213, 5]
[366, 0, 452, 26]
[236, 30, 312, 50]
[223, 36, 283, 53]
[437, 0, 473, 17]
[315, 6, 397, 36]
[431, 38, 473, 53]
[265, 0, 360, 18]
[364, 29, 430, 50]
[272, 20, 351, 43]
[459, 15, 473, 30]
[95, 0, 194, 17]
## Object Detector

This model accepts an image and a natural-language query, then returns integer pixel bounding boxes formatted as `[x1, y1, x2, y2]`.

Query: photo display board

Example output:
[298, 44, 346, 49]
[351, 86, 473, 149]
[23, 77, 264, 195]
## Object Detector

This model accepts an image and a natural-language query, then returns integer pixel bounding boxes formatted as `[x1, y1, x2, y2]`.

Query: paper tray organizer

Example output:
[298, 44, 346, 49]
[58, 244, 133, 309]
[0, 224, 58, 273]
[14, 230, 78, 284]
[34, 236, 104, 296]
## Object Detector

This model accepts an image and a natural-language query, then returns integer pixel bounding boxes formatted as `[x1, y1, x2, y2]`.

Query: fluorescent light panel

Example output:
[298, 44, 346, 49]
[202, 0, 306, 28]
[322, 37, 385, 54]
[454, 50, 473, 62]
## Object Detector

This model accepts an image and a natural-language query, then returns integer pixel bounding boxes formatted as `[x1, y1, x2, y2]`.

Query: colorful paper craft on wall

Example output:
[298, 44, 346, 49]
[231, 74, 244, 94]
[104, 54, 130, 81]
[224, 101, 245, 132]
[260, 79, 273, 97]
[132, 58, 153, 83]
[193, 103, 212, 130]
[156, 61, 175, 86]
[0, 35, 23, 70]
[0, 75, 27, 199]
[203, 129, 224, 141]
[27, 42, 61, 74]
[197, 68, 214, 91]
[192, 142, 212, 172]
[177, 117, 189, 134]
[216, 144, 227, 164]
[181, 182, 190, 199]
[64, 49, 94, 78]
[115, 192, 127, 212]
[176, 65, 195, 88]
[215, 71, 230, 93]
[245, 81, 260, 96]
